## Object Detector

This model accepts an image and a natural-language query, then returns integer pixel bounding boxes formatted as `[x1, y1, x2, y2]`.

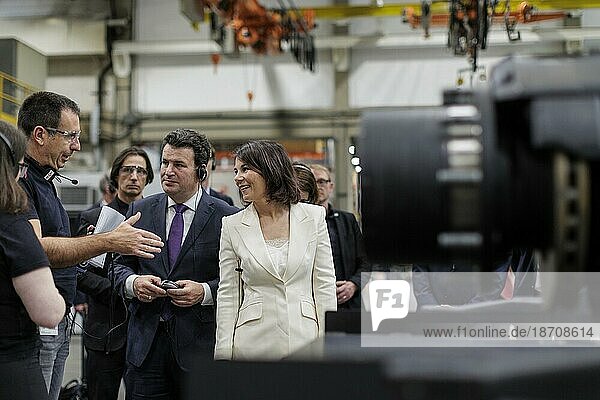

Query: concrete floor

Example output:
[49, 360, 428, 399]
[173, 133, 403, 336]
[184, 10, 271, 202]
[63, 334, 125, 399]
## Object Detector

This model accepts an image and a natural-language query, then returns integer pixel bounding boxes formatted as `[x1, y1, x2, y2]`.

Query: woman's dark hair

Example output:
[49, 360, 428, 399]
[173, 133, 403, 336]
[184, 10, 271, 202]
[234, 140, 300, 205]
[109, 146, 155, 189]
[0, 121, 28, 213]
[293, 162, 318, 204]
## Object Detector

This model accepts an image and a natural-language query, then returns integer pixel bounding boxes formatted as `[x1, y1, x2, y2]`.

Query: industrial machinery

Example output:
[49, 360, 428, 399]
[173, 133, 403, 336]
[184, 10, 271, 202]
[361, 53, 600, 273]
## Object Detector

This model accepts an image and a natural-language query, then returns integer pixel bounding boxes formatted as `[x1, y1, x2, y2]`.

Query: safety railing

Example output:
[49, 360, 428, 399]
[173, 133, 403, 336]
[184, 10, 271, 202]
[0, 71, 38, 125]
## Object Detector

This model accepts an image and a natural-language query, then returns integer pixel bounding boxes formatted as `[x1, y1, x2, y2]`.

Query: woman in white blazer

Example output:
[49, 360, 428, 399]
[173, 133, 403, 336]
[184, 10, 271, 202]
[215, 140, 337, 360]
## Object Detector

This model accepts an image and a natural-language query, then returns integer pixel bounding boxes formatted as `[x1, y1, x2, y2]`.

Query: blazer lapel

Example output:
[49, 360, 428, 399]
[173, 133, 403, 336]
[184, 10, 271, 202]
[152, 194, 169, 276]
[235, 204, 281, 281]
[283, 203, 312, 282]
[172, 193, 215, 272]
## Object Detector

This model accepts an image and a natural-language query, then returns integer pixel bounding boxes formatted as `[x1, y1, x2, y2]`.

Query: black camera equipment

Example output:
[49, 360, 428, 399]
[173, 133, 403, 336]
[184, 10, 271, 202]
[361, 54, 600, 271]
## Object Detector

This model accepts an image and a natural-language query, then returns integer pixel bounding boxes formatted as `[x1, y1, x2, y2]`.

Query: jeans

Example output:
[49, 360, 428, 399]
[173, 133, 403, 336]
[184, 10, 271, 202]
[39, 315, 71, 400]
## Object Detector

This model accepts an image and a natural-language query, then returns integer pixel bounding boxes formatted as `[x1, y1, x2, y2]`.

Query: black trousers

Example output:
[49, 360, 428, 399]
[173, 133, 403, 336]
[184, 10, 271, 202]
[85, 346, 126, 400]
[124, 324, 186, 400]
[0, 349, 48, 400]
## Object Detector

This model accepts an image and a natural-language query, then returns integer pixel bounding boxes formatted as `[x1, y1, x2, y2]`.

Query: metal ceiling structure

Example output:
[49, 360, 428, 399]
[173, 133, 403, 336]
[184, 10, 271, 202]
[303, 0, 600, 18]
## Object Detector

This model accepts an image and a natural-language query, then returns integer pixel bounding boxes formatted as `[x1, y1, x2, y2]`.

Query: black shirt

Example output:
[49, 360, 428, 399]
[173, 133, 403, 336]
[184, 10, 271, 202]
[0, 211, 49, 359]
[19, 155, 76, 306]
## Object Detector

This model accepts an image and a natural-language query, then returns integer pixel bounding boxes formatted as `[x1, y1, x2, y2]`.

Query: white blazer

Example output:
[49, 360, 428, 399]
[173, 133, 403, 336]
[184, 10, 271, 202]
[214, 202, 337, 360]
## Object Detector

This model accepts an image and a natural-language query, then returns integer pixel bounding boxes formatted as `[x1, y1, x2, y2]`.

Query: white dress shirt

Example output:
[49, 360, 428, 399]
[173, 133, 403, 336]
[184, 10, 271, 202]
[125, 189, 213, 305]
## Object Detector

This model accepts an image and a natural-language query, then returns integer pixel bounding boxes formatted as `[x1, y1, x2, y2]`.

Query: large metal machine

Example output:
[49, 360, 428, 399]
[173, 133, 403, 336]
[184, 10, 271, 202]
[361, 53, 600, 272]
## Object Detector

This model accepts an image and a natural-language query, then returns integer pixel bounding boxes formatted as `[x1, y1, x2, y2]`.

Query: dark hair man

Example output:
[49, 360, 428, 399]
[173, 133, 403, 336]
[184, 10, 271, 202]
[90, 174, 116, 209]
[112, 129, 238, 398]
[17, 91, 163, 400]
[202, 144, 234, 206]
[310, 164, 370, 309]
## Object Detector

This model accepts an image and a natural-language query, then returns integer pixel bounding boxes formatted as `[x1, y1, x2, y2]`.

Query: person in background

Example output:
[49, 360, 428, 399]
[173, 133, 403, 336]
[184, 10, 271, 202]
[112, 129, 237, 399]
[203, 144, 235, 206]
[215, 140, 337, 360]
[76, 146, 154, 400]
[91, 174, 117, 209]
[293, 162, 319, 204]
[310, 164, 370, 310]
[412, 249, 539, 308]
[17, 91, 163, 400]
[0, 121, 65, 400]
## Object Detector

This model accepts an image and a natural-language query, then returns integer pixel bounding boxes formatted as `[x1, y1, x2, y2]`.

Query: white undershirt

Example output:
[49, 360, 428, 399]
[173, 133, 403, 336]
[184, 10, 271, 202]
[265, 238, 289, 278]
[124, 189, 213, 305]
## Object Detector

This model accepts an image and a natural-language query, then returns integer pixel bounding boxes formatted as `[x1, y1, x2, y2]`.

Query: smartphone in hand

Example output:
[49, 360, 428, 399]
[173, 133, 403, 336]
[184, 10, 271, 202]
[160, 280, 181, 290]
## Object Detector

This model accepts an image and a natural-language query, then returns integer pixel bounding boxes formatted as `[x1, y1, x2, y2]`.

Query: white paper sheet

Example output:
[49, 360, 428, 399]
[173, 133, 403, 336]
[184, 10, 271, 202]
[87, 206, 125, 269]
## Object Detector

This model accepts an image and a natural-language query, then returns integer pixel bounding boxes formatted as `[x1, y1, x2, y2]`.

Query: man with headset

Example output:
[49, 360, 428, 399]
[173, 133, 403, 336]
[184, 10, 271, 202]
[76, 146, 154, 400]
[112, 129, 237, 398]
[202, 144, 234, 206]
[17, 91, 164, 400]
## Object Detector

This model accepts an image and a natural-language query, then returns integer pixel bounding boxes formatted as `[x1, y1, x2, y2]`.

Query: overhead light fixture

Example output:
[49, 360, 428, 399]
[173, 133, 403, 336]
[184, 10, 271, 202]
[351, 157, 360, 166]
[348, 145, 355, 155]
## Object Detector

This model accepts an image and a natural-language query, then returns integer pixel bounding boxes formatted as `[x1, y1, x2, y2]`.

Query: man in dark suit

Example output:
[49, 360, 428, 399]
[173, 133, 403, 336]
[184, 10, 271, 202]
[311, 164, 370, 310]
[203, 144, 235, 206]
[76, 146, 154, 400]
[113, 129, 238, 399]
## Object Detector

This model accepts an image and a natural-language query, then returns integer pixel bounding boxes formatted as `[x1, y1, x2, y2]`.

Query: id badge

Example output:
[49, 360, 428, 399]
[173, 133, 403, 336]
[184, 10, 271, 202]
[39, 326, 59, 336]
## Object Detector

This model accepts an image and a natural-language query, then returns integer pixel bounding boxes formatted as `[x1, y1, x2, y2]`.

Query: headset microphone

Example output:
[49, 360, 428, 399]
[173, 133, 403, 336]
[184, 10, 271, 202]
[55, 172, 78, 185]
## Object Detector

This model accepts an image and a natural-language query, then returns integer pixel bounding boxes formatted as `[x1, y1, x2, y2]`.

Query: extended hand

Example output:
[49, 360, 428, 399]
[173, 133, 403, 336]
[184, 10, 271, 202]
[336, 280, 358, 304]
[110, 212, 164, 258]
[167, 280, 205, 307]
[133, 275, 167, 302]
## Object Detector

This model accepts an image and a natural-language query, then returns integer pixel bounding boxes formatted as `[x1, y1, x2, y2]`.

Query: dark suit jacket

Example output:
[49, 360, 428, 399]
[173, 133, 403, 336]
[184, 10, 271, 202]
[113, 192, 238, 369]
[209, 188, 234, 206]
[328, 207, 370, 309]
[76, 197, 129, 352]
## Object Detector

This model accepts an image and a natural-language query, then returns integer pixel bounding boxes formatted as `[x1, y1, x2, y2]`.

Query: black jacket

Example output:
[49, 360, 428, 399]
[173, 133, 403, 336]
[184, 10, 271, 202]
[327, 205, 371, 309]
[209, 188, 235, 206]
[76, 197, 129, 352]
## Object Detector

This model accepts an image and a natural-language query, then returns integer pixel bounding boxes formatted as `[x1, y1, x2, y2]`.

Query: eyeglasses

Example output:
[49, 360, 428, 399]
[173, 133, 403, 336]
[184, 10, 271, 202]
[45, 127, 81, 143]
[18, 162, 28, 178]
[316, 179, 331, 186]
[120, 165, 148, 176]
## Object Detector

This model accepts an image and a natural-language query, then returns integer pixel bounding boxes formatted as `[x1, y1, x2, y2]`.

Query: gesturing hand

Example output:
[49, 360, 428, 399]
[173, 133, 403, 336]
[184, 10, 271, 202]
[110, 212, 164, 259]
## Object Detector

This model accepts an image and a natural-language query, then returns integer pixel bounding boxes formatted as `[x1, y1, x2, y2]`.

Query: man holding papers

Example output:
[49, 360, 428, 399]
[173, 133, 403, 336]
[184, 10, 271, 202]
[77, 146, 154, 400]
